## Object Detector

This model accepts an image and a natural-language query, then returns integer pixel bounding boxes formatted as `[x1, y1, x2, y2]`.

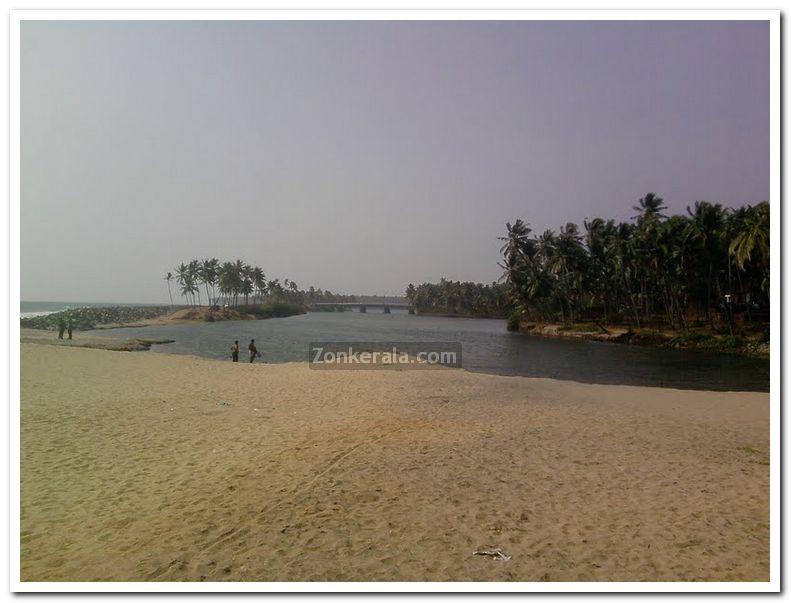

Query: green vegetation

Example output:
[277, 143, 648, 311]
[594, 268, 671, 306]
[167, 258, 354, 310]
[558, 322, 602, 333]
[500, 195, 769, 335]
[506, 310, 521, 332]
[239, 302, 306, 319]
[405, 280, 510, 318]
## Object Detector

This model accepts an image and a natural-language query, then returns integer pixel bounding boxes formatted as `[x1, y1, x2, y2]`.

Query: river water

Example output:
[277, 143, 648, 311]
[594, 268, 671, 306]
[84, 309, 769, 392]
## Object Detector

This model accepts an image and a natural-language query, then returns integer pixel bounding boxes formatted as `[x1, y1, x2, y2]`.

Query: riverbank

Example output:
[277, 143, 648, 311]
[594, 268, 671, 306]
[519, 322, 770, 358]
[101, 304, 306, 328]
[20, 342, 769, 582]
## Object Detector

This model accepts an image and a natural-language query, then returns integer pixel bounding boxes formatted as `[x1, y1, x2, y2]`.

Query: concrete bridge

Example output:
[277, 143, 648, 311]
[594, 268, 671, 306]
[310, 302, 414, 314]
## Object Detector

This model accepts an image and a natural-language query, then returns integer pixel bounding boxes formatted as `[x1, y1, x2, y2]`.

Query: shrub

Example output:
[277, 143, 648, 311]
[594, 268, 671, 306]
[719, 335, 744, 350]
[559, 322, 598, 333]
[242, 302, 306, 319]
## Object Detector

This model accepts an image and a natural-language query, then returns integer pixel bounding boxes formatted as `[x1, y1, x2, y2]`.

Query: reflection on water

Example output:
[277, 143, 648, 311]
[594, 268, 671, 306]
[86, 310, 769, 392]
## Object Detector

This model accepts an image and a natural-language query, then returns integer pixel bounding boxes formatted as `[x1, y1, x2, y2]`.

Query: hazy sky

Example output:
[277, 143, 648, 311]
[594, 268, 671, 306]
[21, 20, 769, 303]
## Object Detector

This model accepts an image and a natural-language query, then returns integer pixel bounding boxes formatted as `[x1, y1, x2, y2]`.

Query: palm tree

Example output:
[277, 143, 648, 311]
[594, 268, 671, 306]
[268, 278, 284, 301]
[500, 196, 768, 331]
[240, 274, 254, 306]
[164, 272, 174, 308]
[187, 260, 202, 307]
[729, 202, 769, 278]
[251, 266, 266, 303]
[632, 192, 667, 221]
[288, 280, 300, 304]
[232, 260, 247, 306]
[200, 258, 219, 307]
[685, 201, 727, 327]
[546, 223, 586, 322]
[218, 262, 238, 306]
[498, 220, 532, 279]
[584, 218, 613, 321]
[175, 263, 194, 307]
[236, 263, 254, 306]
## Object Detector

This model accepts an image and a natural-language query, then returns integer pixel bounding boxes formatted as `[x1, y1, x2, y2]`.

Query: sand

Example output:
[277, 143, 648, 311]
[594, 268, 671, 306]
[20, 328, 174, 352]
[19, 342, 769, 582]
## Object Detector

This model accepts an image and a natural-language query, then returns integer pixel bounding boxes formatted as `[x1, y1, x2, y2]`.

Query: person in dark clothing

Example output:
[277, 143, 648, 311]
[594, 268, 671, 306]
[231, 340, 239, 362]
[248, 339, 258, 363]
[67, 319, 73, 340]
[57, 318, 65, 340]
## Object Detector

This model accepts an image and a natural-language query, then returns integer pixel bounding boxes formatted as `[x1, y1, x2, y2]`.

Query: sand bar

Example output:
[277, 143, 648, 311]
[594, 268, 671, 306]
[20, 343, 769, 582]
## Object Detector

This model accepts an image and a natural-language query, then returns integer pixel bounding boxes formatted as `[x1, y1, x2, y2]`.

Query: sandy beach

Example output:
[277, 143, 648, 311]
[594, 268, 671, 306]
[19, 342, 769, 582]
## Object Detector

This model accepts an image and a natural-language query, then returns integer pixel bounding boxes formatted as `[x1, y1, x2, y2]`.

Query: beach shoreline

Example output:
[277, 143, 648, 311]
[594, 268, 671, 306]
[19, 342, 769, 582]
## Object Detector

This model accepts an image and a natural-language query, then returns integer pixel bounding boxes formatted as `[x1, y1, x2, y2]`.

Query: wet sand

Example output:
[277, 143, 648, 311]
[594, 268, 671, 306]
[20, 343, 769, 582]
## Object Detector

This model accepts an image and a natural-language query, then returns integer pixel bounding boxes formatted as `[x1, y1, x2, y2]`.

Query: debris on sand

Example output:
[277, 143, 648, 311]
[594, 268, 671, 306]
[473, 548, 511, 561]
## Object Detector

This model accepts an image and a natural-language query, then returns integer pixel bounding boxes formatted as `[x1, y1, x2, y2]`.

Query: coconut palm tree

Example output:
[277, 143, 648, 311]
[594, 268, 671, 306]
[200, 258, 219, 307]
[175, 263, 194, 307]
[685, 201, 727, 327]
[187, 260, 202, 307]
[498, 220, 532, 279]
[218, 262, 239, 306]
[632, 192, 667, 221]
[164, 272, 174, 308]
[240, 275, 254, 306]
[500, 196, 770, 331]
[251, 266, 266, 303]
[268, 278, 284, 301]
[729, 202, 769, 281]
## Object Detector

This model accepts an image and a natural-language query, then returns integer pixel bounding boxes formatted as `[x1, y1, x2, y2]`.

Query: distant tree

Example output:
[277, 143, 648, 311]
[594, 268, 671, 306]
[175, 263, 197, 307]
[200, 258, 219, 307]
[685, 201, 727, 327]
[251, 266, 267, 304]
[218, 262, 239, 306]
[632, 192, 667, 221]
[164, 272, 174, 307]
[729, 202, 769, 292]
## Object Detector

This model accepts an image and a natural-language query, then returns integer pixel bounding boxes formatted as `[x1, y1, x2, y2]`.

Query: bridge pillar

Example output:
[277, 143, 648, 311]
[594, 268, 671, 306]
[359, 305, 367, 313]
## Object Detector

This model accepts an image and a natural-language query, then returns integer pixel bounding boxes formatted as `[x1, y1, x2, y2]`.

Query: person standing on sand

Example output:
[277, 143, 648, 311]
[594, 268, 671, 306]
[231, 340, 239, 362]
[57, 318, 65, 340]
[67, 319, 73, 340]
[248, 339, 258, 363]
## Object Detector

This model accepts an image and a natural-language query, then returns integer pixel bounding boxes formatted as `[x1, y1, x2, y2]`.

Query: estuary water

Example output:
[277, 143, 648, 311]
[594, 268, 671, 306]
[84, 309, 769, 392]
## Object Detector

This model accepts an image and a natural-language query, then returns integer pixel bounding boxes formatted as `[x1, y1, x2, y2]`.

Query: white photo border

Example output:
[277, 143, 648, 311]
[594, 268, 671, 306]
[9, 8, 781, 594]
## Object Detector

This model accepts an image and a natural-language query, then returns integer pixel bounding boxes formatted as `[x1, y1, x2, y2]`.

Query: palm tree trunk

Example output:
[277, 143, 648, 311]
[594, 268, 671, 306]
[706, 262, 714, 330]
[623, 272, 640, 328]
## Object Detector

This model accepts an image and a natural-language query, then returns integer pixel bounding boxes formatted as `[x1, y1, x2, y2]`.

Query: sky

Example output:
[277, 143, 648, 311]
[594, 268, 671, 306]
[20, 19, 769, 303]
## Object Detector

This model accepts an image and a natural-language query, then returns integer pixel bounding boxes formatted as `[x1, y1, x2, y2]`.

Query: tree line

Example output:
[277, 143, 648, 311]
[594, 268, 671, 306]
[164, 258, 355, 309]
[499, 194, 769, 331]
[405, 280, 510, 318]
